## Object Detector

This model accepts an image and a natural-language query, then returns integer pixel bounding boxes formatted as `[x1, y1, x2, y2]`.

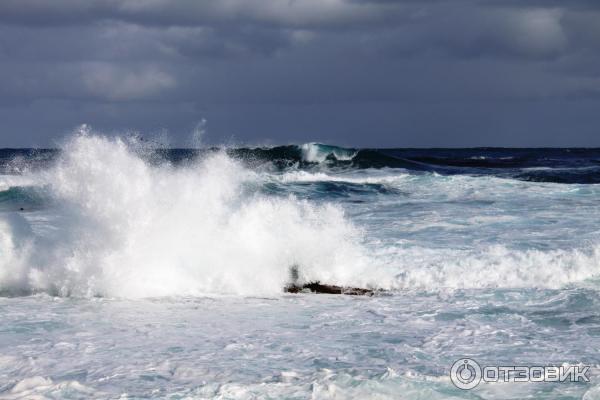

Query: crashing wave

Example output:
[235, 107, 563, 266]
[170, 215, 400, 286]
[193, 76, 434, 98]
[2, 133, 600, 298]
[299, 143, 358, 163]
[0, 133, 377, 297]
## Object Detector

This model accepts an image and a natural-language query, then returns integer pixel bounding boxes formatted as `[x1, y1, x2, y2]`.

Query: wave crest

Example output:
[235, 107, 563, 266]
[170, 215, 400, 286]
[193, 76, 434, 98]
[2, 133, 600, 297]
[0, 134, 374, 297]
[300, 143, 357, 163]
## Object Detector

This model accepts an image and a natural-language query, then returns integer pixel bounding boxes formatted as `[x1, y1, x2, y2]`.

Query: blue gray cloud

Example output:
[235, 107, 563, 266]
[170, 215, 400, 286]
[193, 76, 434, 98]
[0, 0, 599, 146]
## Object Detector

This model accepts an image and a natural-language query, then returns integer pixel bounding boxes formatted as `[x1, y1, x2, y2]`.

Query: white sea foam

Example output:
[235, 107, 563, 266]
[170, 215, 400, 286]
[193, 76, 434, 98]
[2, 133, 600, 298]
[0, 174, 39, 191]
[275, 170, 411, 185]
[2, 376, 99, 400]
[0, 133, 375, 297]
[300, 143, 357, 163]
[4, 138, 600, 399]
[375, 244, 600, 291]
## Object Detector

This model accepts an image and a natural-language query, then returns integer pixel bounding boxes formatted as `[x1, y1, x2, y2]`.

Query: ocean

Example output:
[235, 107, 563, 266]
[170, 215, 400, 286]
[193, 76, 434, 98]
[1, 133, 600, 399]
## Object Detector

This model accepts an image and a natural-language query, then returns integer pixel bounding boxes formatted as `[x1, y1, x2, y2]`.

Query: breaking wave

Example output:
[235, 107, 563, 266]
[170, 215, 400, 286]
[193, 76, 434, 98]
[0, 134, 379, 297]
[1, 133, 600, 297]
[300, 143, 357, 163]
[3, 143, 600, 183]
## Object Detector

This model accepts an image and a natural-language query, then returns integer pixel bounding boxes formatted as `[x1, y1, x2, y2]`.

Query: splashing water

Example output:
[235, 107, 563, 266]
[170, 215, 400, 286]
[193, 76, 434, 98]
[0, 134, 381, 297]
[3, 132, 600, 398]
[2, 133, 600, 298]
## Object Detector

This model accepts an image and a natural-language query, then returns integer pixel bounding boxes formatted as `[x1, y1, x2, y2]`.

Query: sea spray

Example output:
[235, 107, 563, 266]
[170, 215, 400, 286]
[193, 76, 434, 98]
[0, 133, 374, 297]
[300, 143, 358, 163]
[3, 134, 600, 297]
[4, 139, 600, 399]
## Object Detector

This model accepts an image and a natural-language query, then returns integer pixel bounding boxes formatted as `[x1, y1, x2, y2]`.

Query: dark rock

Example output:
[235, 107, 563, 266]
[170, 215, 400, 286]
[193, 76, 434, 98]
[284, 282, 374, 296]
[284, 265, 375, 296]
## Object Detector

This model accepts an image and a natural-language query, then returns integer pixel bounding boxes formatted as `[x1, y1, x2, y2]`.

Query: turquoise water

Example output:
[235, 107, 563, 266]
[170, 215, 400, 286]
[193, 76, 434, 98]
[1, 135, 600, 398]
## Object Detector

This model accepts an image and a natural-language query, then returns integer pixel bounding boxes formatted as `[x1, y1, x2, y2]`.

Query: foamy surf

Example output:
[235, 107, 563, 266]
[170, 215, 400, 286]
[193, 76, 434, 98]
[300, 142, 358, 163]
[2, 132, 600, 298]
[0, 133, 379, 297]
[3, 134, 600, 399]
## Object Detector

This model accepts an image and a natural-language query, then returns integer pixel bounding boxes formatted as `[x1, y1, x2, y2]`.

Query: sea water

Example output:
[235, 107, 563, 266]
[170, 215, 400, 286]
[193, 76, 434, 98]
[1, 132, 600, 399]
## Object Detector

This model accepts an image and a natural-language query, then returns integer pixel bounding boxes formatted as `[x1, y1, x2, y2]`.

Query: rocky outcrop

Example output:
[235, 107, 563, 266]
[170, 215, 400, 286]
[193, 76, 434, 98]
[283, 265, 374, 296]
[284, 282, 374, 296]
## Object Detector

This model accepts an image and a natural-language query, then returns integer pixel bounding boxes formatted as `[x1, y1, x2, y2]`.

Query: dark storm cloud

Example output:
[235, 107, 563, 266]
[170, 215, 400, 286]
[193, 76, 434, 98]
[0, 0, 599, 146]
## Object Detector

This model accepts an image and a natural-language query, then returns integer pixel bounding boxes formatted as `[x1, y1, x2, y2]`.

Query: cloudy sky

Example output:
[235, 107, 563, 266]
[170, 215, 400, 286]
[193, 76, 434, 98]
[1, 0, 599, 147]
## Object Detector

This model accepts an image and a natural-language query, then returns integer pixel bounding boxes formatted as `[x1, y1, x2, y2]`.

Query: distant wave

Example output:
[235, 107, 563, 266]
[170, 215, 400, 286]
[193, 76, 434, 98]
[3, 143, 600, 183]
[227, 144, 600, 183]
[300, 143, 357, 163]
[0, 186, 48, 212]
